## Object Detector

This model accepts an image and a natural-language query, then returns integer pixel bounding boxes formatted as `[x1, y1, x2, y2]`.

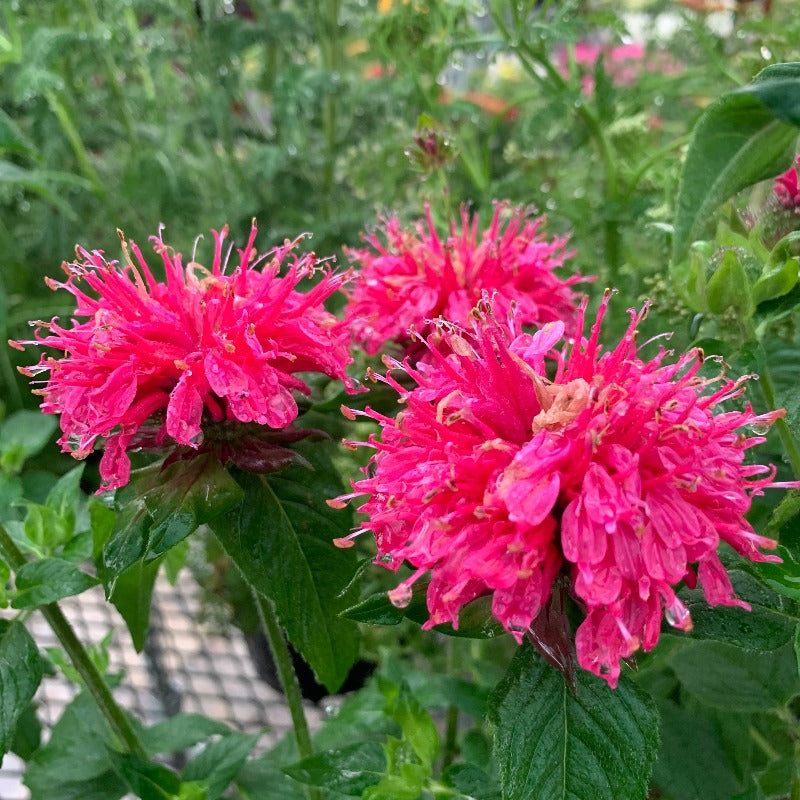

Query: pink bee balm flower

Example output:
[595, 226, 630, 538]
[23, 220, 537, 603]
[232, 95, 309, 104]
[343, 202, 585, 357]
[14, 223, 355, 491]
[336, 293, 793, 686]
[774, 155, 800, 210]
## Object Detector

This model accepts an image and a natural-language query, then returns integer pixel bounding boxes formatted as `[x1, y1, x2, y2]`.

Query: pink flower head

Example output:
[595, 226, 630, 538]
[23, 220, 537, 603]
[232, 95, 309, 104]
[774, 156, 800, 210]
[343, 202, 585, 357]
[14, 223, 355, 491]
[559, 41, 682, 95]
[336, 293, 792, 686]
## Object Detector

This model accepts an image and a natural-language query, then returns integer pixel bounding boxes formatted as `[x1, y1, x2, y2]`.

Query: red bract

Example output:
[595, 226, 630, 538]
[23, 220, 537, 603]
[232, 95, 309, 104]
[15, 223, 355, 491]
[343, 202, 585, 357]
[774, 155, 800, 210]
[337, 294, 792, 686]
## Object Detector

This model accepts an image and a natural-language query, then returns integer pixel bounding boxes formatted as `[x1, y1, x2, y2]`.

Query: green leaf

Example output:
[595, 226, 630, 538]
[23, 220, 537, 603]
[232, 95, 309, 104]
[0, 410, 57, 473]
[488, 643, 659, 800]
[747, 63, 800, 125]
[12, 557, 99, 609]
[45, 464, 85, 539]
[103, 454, 244, 584]
[752, 258, 799, 307]
[234, 750, 306, 800]
[163, 539, 189, 585]
[672, 72, 800, 262]
[342, 585, 505, 639]
[10, 701, 41, 760]
[211, 444, 359, 692]
[0, 472, 23, 522]
[109, 753, 182, 800]
[89, 498, 117, 559]
[442, 763, 501, 800]
[24, 692, 127, 800]
[141, 713, 234, 756]
[0, 620, 43, 755]
[283, 741, 386, 795]
[670, 640, 799, 711]
[382, 681, 439, 769]
[182, 731, 260, 800]
[108, 557, 162, 651]
[362, 739, 429, 800]
[651, 701, 743, 800]
[22, 503, 64, 551]
[750, 548, 800, 602]
[674, 570, 799, 651]
[756, 756, 798, 799]
[706, 249, 755, 318]
[0, 558, 10, 608]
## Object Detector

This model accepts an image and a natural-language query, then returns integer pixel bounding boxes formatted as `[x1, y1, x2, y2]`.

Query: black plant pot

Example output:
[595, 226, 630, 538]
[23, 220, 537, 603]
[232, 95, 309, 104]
[245, 631, 376, 704]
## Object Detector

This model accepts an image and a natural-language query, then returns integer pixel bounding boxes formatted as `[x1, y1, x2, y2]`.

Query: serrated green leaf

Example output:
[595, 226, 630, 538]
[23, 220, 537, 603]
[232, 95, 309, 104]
[283, 741, 386, 795]
[12, 557, 99, 609]
[0, 620, 43, 755]
[211, 443, 359, 692]
[670, 640, 799, 711]
[182, 731, 260, 800]
[488, 644, 659, 800]
[672, 74, 800, 262]
[141, 713, 234, 757]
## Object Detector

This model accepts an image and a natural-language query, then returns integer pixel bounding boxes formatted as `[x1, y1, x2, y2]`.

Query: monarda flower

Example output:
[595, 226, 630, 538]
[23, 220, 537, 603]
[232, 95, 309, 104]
[14, 223, 355, 491]
[343, 202, 584, 357]
[335, 294, 792, 686]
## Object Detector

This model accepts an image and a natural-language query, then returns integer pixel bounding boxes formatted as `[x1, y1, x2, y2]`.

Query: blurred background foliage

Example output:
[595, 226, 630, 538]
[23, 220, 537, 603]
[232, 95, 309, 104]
[1, 0, 799, 416]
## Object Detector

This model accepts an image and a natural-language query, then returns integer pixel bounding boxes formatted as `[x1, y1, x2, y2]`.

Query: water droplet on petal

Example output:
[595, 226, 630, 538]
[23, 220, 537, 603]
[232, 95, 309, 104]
[747, 421, 771, 435]
[388, 584, 413, 609]
[664, 601, 692, 629]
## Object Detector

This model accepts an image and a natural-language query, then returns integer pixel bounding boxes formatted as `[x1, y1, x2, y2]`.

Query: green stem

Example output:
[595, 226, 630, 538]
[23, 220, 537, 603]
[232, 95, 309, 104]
[758, 365, 800, 480]
[0, 523, 145, 758]
[253, 590, 321, 800]
[441, 639, 459, 772]
[44, 91, 104, 194]
[748, 725, 781, 761]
